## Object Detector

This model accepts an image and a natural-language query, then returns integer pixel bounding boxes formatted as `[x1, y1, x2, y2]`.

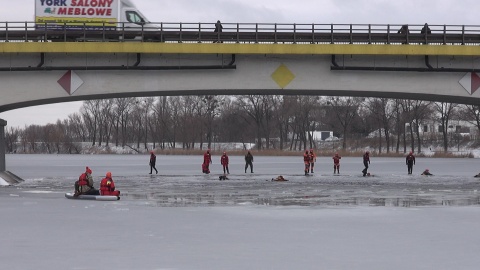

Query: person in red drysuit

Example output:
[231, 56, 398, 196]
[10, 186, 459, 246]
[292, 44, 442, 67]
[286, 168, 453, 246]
[333, 153, 342, 174]
[100, 172, 120, 197]
[221, 152, 230, 174]
[309, 149, 317, 173]
[74, 166, 99, 196]
[303, 150, 311, 176]
[202, 149, 212, 174]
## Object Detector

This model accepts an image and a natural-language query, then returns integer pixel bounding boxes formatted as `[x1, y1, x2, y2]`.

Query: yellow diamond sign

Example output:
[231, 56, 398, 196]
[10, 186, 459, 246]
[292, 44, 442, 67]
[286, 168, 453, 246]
[271, 64, 295, 89]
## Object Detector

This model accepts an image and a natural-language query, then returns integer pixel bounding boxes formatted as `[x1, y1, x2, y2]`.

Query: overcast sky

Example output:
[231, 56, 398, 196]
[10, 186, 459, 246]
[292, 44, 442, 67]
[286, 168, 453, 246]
[0, 0, 478, 128]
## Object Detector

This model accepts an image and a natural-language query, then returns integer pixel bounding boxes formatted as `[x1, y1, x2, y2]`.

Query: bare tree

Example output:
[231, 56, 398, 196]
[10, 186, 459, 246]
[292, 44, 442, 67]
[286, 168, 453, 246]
[326, 97, 363, 149]
[434, 102, 458, 152]
[5, 126, 20, 153]
[365, 98, 394, 153]
[81, 100, 102, 146]
[460, 105, 480, 139]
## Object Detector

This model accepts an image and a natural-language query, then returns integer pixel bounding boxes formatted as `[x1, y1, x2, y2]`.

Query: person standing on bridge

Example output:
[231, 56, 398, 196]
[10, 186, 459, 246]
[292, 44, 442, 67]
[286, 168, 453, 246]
[362, 151, 370, 177]
[221, 152, 230, 175]
[214, 20, 223, 43]
[245, 151, 254, 173]
[214, 20, 223, 33]
[421, 23, 432, 35]
[203, 149, 212, 174]
[149, 151, 158, 174]
[406, 151, 416, 175]
[397, 24, 410, 34]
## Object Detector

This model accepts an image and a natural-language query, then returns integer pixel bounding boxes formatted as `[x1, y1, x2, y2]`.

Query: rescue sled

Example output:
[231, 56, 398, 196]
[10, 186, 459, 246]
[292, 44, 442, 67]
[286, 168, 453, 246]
[65, 193, 120, 201]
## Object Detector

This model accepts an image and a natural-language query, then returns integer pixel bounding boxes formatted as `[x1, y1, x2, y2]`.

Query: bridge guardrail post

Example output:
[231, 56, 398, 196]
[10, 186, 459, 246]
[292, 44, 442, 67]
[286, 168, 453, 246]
[0, 119, 6, 172]
[368, 24, 372, 44]
[349, 24, 353, 44]
[330, 24, 334, 44]
[293, 23, 297, 44]
[102, 22, 106, 42]
[198, 23, 201, 43]
[25, 22, 28, 42]
[83, 22, 86, 41]
[274, 23, 278, 44]
[406, 25, 409, 44]
[443, 25, 446, 45]
[387, 24, 390, 44]
[160, 23, 163, 42]
[236, 23, 240, 43]
[311, 23, 315, 44]
[180, 23, 183, 43]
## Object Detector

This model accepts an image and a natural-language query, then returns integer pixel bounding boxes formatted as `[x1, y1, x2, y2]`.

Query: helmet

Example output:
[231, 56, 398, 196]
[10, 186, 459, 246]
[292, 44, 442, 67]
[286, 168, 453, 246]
[106, 172, 112, 178]
[86, 167, 92, 174]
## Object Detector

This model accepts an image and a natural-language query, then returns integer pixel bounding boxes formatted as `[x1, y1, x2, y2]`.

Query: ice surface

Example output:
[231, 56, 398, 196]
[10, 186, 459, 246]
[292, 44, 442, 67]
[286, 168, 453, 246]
[1, 154, 480, 269]
[0, 177, 8, 186]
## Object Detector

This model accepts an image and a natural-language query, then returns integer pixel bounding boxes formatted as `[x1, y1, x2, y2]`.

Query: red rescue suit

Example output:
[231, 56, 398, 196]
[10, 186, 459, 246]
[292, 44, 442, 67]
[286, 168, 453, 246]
[303, 152, 311, 174]
[100, 177, 120, 197]
[78, 173, 89, 187]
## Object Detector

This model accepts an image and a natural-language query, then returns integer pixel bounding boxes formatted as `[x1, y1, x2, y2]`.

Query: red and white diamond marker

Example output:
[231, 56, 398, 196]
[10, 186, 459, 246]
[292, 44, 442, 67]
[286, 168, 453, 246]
[58, 70, 84, 95]
[459, 72, 480, 95]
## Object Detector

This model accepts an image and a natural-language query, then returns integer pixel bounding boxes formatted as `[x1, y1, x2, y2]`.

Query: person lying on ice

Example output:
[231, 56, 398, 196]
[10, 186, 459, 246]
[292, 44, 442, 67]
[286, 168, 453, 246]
[100, 172, 121, 197]
[421, 169, 433, 176]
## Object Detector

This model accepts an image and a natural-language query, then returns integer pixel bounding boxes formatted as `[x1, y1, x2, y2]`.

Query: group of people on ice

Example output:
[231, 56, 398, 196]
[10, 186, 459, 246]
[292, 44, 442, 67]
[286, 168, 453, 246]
[72, 149, 479, 197]
[202, 149, 255, 175]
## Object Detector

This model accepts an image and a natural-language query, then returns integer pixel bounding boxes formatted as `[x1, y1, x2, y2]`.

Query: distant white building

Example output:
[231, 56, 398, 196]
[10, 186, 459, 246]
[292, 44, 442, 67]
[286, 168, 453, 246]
[406, 120, 477, 136]
[288, 131, 334, 141]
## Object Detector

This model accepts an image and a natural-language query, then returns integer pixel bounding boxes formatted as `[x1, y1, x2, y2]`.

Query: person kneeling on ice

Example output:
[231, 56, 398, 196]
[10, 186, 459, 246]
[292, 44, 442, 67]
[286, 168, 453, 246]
[474, 172, 480, 178]
[100, 172, 120, 197]
[421, 169, 433, 176]
[75, 166, 99, 196]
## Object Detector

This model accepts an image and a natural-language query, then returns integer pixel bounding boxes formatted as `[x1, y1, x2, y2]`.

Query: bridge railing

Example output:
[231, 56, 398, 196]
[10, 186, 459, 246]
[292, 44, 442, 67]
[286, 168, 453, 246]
[1, 22, 480, 45]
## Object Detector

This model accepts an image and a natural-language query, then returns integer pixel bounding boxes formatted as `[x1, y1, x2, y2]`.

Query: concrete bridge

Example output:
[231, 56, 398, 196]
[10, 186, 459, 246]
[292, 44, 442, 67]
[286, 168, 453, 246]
[1, 23, 480, 177]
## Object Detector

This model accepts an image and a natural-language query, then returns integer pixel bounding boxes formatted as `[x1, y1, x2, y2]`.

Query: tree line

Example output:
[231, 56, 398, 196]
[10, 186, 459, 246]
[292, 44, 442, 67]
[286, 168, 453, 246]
[5, 95, 480, 154]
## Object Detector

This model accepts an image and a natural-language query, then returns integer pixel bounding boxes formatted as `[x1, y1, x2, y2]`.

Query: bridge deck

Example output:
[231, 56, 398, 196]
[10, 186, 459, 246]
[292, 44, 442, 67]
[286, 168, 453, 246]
[1, 23, 480, 56]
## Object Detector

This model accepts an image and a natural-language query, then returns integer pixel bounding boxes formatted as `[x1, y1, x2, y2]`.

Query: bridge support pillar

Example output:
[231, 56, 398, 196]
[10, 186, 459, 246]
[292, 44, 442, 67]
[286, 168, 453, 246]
[0, 119, 6, 172]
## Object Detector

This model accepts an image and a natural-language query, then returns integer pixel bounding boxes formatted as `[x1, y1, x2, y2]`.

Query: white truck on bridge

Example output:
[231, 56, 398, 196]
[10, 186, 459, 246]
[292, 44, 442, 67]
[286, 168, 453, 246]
[35, 0, 157, 38]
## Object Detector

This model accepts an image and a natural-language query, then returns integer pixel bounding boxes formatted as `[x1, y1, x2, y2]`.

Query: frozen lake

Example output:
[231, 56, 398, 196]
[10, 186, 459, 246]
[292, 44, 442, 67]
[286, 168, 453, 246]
[6, 154, 480, 207]
[1, 154, 480, 270]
